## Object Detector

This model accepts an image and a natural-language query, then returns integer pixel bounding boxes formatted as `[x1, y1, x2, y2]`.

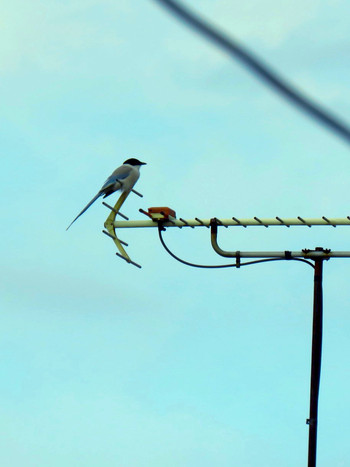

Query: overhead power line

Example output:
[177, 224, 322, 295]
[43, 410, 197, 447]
[152, 0, 350, 145]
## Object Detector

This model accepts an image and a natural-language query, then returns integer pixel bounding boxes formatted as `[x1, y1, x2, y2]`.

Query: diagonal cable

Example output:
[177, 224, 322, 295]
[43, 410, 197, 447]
[152, 0, 350, 145]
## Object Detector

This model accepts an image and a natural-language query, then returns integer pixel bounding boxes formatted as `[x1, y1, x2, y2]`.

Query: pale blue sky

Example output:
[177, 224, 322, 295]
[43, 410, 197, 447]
[1, 1, 350, 466]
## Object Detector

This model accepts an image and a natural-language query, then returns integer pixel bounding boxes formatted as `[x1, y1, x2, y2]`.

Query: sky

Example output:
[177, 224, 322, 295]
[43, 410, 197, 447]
[1, 0, 350, 465]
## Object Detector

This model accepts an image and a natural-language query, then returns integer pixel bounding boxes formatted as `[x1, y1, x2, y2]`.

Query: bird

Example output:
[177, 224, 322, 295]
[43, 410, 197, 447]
[66, 158, 146, 230]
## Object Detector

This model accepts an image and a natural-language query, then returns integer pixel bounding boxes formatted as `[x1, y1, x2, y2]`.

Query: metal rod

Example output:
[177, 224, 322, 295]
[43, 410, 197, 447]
[210, 221, 350, 258]
[232, 216, 247, 228]
[254, 216, 269, 227]
[276, 216, 290, 227]
[322, 216, 336, 228]
[131, 188, 143, 197]
[102, 201, 118, 213]
[102, 201, 129, 220]
[298, 216, 312, 228]
[102, 230, 128, 246]
[116, 252, 142, 269]
[113, 216, 350, 229]
[307, 252, 324, 467]
[117, 211, 129, 220]
[195, 217, 209, 228]
[179, 217, 194, 228]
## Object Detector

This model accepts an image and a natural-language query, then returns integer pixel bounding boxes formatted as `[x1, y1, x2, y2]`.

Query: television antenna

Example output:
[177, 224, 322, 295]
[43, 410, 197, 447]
[103, 192, 350, 467]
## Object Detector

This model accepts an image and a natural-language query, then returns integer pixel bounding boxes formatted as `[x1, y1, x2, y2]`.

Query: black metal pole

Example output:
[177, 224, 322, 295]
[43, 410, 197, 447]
[307, 250, 324, 466]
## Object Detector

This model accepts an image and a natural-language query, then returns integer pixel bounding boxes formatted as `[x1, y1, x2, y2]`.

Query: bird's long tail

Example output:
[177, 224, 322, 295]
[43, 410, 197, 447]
[66, 192, 102, 230]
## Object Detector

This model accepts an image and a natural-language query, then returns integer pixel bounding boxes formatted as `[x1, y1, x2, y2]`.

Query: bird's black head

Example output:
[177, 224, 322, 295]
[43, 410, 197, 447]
[123, 158, 146, 166]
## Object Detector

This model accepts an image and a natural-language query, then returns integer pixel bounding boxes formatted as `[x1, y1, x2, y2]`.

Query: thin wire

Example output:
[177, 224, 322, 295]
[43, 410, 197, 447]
[158, 225, 315, 269]
[290, 258, 315, 268]
[152, 0, 350, 145]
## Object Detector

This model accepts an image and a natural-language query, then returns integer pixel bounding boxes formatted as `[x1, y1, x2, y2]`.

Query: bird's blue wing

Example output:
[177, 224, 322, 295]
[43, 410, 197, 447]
[100, 165, 131, 191]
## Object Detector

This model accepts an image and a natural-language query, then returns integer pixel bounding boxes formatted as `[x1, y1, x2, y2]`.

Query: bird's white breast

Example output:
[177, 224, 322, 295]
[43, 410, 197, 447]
[121, 165, 140, 192]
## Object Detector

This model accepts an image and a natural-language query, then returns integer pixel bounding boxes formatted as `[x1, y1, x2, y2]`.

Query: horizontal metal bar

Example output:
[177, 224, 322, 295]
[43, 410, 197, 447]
[114, 217, 350, 229]
[210, 249, 350, 259]
[210, 222, 350, 258]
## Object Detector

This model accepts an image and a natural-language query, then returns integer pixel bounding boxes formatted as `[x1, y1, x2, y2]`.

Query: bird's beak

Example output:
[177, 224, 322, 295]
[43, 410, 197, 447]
[141, 162, 147, 165]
